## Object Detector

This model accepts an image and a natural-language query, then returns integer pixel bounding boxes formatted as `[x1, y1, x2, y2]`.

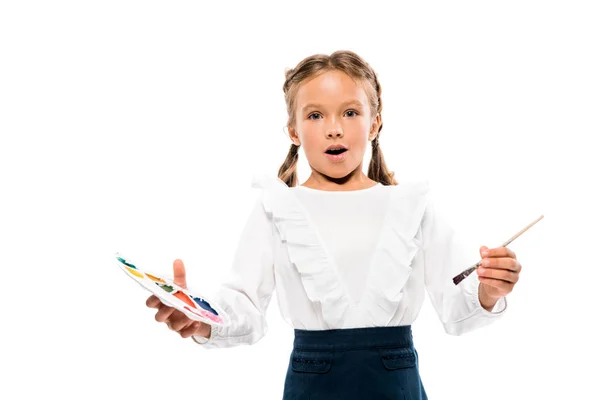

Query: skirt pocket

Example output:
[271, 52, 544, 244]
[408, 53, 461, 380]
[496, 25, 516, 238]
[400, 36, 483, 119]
[378, 346, 416, 370]
[377, 347, 427, 399]
[291, 349, 333, 374]
[283, 350, 334, 399]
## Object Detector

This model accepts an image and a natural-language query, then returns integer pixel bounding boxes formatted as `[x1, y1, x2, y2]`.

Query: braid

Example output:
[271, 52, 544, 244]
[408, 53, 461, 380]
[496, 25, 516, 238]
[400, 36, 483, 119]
[367, 73, 398, 185]
[278, 144, 299, 187]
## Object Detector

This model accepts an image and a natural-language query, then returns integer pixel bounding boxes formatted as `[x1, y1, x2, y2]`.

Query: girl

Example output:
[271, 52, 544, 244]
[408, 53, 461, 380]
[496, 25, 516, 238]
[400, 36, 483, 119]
[146, 50, 521, 399]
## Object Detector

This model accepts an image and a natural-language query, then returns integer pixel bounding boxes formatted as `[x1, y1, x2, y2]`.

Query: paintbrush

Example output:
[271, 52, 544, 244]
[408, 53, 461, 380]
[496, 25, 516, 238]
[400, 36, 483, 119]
[452, 215, 544, 285]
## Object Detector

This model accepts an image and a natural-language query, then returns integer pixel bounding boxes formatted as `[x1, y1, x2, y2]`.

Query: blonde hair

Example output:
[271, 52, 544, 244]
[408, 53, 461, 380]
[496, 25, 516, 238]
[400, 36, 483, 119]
[278, 50, 398, 187]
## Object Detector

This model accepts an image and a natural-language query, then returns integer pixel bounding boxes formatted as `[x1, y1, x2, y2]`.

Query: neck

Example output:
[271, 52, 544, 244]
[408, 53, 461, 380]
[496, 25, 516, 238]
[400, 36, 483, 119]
[303, 165, 376, 191]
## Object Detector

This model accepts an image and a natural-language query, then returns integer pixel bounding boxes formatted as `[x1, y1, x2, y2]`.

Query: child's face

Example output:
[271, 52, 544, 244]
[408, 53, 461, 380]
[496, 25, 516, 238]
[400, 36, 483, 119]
[290, 70, 380, 180]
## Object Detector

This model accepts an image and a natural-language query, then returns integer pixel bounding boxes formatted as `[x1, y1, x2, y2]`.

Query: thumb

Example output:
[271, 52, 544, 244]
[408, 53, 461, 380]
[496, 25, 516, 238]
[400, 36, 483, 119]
[480, 245, 489, 259]
[173, 259, 187, 289]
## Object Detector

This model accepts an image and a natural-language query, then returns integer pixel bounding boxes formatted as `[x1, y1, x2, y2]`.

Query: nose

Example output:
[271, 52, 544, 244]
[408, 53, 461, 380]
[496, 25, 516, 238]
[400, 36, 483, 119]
[326, 121, 344, 138]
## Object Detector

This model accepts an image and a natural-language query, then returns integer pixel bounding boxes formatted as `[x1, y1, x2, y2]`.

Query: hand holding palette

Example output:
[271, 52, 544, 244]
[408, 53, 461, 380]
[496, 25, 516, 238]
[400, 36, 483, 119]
[115, 253, 229, 327]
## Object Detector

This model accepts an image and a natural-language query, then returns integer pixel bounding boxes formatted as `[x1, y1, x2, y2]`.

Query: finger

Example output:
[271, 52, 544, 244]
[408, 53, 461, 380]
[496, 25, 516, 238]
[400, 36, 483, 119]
[180, 322, 202, 338]
[146, 295, 161, 309]
[155, 304, 176, 323]
[477, 267, 519, 283]
[478, 277, 512, 296]
[480, 245, 490, 259]
[168, 311, 194, 331]
[480, 257, 521, 272]
[485, 246, 517, 259]
[173, 259, 187, 289]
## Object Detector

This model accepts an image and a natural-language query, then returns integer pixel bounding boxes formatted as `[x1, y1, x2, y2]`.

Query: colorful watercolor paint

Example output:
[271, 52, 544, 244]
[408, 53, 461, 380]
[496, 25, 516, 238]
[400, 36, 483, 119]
[184, 306, 223, 324]
[117, 257, 137, 269]
[125, 266, 144, 279]
[116, 252, 228, 326]
[146, 273, 166, 283]
[193, 296, 218, 315]
[173, 291, 196, 308]
[157, 283, 174, 293]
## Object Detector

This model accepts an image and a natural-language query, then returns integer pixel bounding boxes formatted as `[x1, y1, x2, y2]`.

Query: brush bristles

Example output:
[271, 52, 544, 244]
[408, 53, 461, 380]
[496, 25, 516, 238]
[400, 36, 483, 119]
[453, 266, 477, 285]
[453, 272, 469, 285]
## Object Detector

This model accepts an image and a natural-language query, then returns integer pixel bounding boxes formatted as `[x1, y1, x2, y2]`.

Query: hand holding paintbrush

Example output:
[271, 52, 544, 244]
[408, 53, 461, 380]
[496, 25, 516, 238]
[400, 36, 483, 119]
[452, 215, 544, 305]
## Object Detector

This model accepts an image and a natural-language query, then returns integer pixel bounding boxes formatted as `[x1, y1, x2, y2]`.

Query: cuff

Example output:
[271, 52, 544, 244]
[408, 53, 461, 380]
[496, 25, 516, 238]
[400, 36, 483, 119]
[472, 278, 508, 315]
[191, 323, 220, 345]
[192, 335, 210, 344]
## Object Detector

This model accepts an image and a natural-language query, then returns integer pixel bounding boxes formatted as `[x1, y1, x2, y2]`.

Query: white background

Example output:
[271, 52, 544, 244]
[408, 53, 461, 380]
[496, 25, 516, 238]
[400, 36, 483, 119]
[1, 1, 598, 398]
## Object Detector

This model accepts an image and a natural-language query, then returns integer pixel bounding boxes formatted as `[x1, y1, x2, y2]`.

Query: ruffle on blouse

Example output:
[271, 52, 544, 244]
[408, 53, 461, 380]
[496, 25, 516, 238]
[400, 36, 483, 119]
[252, 175, 430, 328]
[363, 181, 430, 325]
[252, 175, 350, 327]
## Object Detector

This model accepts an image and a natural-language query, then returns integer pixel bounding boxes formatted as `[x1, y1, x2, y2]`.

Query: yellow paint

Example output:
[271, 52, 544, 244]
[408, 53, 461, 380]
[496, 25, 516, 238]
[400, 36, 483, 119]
[126, 266, 144, 279]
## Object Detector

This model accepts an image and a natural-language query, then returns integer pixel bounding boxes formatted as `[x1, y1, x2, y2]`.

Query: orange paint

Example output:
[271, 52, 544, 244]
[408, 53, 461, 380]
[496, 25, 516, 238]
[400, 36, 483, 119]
[173, 291, 195, 308]
[145, 273, 165, 283]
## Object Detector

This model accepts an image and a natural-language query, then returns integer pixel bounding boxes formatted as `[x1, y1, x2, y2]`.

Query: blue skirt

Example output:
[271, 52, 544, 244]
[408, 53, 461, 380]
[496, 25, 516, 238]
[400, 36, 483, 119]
[282, 326, 428, 400]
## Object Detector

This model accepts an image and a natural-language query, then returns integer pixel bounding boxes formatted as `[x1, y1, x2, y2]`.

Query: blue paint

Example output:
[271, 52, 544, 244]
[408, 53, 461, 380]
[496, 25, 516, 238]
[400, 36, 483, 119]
[193, 296, 218, 315]
[117, 256, 137, 269]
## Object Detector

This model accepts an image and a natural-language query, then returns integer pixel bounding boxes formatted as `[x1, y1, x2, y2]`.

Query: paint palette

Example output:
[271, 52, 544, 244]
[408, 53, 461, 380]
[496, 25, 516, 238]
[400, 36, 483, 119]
[115, 253, 229, 327]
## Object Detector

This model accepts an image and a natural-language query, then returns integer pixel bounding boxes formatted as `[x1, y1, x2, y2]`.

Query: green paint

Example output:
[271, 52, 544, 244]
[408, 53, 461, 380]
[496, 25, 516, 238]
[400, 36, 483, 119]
[156, 283, 174, 293]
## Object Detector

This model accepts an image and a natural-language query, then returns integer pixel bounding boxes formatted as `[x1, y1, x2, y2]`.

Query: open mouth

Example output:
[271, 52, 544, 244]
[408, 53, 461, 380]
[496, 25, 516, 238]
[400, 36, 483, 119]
[325, 148, 348, 155]
[324, 146, 348, 162]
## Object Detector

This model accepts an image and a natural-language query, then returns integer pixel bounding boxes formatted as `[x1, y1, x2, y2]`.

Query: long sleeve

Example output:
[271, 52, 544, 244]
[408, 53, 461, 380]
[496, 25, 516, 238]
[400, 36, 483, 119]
[422, 197, 507, 336]
[192, 194, 276, 349]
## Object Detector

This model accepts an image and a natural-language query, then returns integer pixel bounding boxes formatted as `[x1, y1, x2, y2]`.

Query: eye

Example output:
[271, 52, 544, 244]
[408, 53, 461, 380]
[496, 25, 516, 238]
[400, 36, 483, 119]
[345, 110, 359, 117]
[308, 113, 322, 120]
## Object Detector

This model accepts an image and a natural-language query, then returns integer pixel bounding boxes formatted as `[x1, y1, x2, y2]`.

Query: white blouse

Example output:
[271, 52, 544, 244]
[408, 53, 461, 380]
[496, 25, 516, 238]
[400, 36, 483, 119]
[193, 176, 507, 348]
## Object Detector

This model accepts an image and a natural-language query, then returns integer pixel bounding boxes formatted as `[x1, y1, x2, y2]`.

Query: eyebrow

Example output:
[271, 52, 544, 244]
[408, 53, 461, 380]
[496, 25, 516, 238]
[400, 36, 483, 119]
[301, 100, 364, 113]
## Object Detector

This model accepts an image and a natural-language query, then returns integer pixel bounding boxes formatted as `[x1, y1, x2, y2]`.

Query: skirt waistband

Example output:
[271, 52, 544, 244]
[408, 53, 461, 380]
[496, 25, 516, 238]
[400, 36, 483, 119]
[293, 325, 413, 351]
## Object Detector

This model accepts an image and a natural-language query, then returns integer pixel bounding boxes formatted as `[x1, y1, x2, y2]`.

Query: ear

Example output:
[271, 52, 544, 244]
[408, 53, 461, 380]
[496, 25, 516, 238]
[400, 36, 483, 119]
[368, 113, 381, 141]
[288, 126, 301, 146]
